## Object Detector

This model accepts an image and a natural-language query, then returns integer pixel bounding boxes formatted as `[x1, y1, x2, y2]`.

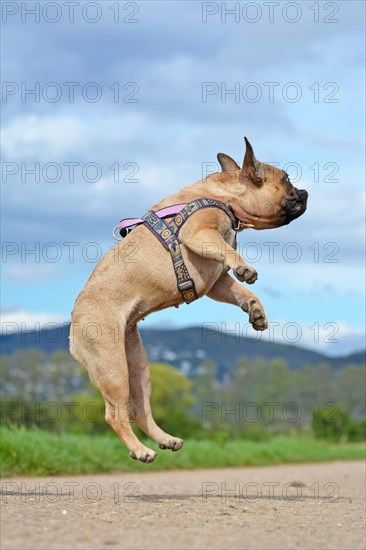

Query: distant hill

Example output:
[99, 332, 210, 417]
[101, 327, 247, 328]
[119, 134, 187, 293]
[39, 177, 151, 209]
[1, 324, 364, 380]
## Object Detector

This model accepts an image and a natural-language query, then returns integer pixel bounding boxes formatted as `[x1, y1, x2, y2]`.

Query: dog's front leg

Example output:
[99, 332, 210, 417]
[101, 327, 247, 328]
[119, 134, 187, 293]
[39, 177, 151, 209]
[180, 226, 258, 284]
[207, 271, 268, 331]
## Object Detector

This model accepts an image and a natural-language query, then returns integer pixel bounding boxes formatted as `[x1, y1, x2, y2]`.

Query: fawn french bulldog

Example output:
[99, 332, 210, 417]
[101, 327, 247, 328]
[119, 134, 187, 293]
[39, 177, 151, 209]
[70, 138, 308, 463]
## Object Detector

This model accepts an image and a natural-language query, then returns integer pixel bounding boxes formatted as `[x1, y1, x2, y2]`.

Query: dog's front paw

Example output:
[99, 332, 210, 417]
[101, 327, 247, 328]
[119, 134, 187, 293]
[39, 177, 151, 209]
[243, 300, 268, 331]
[234, 265, 258, 284]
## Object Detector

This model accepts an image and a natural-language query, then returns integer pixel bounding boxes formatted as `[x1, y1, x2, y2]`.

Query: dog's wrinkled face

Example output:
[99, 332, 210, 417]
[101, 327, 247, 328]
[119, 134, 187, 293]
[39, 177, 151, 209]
[217, 138, 308, 230]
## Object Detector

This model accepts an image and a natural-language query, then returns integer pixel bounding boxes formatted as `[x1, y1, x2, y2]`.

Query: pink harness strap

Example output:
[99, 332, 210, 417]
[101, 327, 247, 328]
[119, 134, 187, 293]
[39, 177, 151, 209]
[118, 203, 187, 234]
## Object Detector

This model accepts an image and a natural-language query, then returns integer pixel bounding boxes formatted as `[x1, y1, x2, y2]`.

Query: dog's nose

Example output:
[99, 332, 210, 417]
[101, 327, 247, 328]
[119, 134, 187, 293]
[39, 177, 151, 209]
[299, 189, 308, 201]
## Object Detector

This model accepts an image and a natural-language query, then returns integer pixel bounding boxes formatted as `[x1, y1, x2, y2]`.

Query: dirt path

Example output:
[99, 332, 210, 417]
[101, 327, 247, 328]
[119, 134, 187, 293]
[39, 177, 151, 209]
[1, 461, 365, 550]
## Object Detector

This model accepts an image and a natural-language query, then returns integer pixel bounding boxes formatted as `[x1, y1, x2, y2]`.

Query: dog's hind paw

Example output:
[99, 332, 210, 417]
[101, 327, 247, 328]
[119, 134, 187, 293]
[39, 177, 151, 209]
[159, 437, 184, 452]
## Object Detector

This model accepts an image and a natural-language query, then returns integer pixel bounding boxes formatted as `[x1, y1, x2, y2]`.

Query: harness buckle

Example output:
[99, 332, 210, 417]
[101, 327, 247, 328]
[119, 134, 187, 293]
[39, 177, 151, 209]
[177, 278, 198, 304]
[234, 218, 242, 231]
[112, 225, 123, 241]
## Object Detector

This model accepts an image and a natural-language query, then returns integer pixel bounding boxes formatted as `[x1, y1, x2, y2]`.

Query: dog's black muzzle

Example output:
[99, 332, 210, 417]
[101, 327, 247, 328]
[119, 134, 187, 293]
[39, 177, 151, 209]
[283, 189, 308, 224]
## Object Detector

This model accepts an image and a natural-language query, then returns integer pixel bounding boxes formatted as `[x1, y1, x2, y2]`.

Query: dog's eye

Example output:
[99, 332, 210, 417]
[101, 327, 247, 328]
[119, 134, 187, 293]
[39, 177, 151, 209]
[283, 174, 291, 186]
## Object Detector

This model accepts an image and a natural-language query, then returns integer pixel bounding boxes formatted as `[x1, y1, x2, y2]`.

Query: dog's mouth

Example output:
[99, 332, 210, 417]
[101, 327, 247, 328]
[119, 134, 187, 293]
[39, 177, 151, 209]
[282, 189, 308, 225]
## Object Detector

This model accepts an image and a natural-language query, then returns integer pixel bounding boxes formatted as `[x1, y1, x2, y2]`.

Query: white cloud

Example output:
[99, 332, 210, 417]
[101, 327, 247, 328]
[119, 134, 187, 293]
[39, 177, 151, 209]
[1, 114, 86, 160]
[4, 264, 62, 284]
[1, 310, 68, 333]
[1, 112, 148, 161]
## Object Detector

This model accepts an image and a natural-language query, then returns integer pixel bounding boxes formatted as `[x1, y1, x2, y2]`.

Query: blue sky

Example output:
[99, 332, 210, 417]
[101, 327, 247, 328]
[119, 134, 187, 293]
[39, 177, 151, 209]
[1, 1, 365, 355]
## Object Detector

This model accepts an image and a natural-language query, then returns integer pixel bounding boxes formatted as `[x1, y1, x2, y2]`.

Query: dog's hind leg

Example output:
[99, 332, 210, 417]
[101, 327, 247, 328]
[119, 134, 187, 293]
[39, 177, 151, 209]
[70, 318, 157, 463]
[125, 325, 184, 452]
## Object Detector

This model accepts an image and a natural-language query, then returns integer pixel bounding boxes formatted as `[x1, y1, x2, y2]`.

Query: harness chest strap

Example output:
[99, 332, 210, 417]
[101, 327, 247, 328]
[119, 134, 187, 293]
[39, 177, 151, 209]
[143, 210, 198, 304]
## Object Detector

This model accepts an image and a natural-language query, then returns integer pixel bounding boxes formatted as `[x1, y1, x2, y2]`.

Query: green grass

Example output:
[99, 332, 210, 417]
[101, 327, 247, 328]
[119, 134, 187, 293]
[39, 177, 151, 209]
[1, 425, 364, 477]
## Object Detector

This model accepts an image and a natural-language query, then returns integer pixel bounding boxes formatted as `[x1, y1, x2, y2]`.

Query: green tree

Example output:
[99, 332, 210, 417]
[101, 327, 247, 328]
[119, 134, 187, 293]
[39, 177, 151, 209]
[150, 363, 200, 437]
[336, 364, 366, 417]
[311, 405, 350, 442]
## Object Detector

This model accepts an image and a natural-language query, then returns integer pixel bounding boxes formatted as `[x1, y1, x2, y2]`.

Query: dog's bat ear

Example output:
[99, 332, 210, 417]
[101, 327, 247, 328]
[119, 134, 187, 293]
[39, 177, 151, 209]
[217, 153, 240, 173]
[241, 137, 263, 186]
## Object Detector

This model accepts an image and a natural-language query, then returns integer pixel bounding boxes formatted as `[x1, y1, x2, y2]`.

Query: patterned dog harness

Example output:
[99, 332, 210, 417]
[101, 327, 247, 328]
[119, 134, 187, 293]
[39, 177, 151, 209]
[113, 198, 239, 304]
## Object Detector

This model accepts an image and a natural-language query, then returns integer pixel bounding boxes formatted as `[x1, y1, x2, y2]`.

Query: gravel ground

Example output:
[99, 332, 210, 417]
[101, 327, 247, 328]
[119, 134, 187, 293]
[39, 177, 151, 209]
[1, 461, 365, 550]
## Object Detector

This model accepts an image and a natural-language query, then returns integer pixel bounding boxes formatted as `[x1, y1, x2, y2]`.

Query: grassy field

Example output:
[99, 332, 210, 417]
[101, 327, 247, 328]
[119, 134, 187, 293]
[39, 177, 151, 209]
[1, 426, 365, 477]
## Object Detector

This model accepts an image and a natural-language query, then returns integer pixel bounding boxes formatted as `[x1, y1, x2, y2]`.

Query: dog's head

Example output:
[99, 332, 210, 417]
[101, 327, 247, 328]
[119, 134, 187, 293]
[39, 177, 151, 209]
[216, 138, 308, 230]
